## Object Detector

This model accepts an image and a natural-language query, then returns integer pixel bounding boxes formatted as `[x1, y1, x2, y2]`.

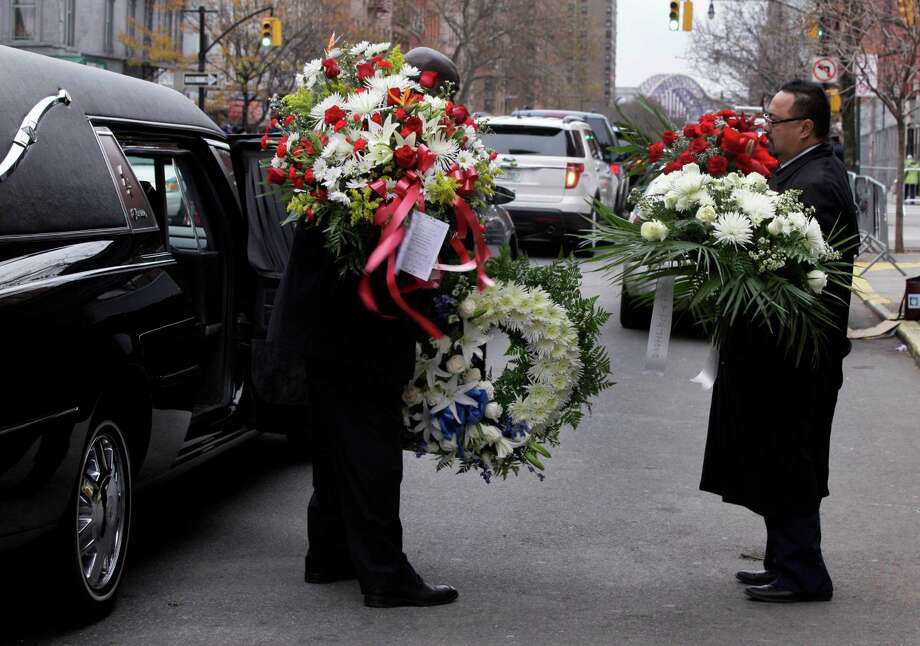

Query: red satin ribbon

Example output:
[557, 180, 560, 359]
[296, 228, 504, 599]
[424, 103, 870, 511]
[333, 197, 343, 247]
[358, 162, 495, 340]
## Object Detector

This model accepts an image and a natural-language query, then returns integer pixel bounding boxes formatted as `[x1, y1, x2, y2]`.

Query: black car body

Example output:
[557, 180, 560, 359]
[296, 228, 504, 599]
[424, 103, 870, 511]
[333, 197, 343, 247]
[0, 46, 303, 614]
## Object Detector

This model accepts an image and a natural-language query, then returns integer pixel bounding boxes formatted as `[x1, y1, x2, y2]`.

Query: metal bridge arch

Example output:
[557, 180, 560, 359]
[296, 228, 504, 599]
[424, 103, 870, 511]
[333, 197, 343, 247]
[638, 74, 721, 126]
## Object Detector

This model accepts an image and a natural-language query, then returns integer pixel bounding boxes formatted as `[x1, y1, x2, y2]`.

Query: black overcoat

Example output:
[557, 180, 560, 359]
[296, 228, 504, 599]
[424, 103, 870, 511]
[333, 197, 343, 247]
[699, 143, 858, 516]
[267, 223, 419, 397]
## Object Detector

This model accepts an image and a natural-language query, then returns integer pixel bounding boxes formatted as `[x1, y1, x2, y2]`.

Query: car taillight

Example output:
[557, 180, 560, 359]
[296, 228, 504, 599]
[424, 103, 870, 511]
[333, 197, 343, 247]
[565, 162, 584, 189]
[609, 163, 621, 176]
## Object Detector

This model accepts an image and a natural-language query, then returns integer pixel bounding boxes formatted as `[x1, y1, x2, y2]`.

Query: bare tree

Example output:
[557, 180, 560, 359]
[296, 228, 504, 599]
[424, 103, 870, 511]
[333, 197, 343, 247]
[813, 0, 920, 252]
[688, 1, 813, 105]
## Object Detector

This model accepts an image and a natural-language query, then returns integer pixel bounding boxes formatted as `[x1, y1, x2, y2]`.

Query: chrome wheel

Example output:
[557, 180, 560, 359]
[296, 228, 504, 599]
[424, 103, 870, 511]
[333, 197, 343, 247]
[76, 424, 128, 596]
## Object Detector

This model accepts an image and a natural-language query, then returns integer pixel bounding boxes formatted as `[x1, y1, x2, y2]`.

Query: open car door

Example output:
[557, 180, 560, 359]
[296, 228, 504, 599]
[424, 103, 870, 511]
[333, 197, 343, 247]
[229, 135, 309, 436]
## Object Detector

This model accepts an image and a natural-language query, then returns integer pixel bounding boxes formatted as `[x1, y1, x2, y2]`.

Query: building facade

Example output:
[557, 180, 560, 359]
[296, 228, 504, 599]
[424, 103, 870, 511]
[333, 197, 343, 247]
[1, 0, 187, 79]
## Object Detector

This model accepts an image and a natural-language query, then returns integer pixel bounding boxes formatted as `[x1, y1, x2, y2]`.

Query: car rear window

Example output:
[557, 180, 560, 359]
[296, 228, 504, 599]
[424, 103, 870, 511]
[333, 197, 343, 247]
[480, 125, 584, 157]
[585, 116, 616, 149]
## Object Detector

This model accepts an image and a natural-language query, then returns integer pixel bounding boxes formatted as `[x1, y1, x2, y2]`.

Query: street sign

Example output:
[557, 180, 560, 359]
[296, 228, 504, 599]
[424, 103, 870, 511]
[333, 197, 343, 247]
[810, 56, 839, 84]
[183, 72, 221, 87]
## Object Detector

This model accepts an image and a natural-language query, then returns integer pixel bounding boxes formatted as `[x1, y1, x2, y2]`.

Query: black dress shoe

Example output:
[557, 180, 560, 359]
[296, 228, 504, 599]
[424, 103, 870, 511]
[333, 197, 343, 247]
[745, 583, 832, 603]
[364, 578, 459, 608]
[735, 569, 777, 585]
[304, 557, 356, 584]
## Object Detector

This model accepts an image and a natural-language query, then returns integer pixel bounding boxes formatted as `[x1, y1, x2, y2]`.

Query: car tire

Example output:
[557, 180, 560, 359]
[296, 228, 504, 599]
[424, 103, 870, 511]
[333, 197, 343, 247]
[619, 288, 652, 330]
[572, 201, 599, 258]
[56, 417, 133, 622]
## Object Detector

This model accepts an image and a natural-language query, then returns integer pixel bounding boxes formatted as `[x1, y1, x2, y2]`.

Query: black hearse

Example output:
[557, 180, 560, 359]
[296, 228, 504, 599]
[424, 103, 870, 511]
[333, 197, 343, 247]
[0, 46, 310, 616]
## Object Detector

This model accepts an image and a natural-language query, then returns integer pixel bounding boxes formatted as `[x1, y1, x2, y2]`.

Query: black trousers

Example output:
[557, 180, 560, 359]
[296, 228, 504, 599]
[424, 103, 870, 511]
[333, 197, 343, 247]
[763, 509, 833, 596]
[305, 371, 413, 594]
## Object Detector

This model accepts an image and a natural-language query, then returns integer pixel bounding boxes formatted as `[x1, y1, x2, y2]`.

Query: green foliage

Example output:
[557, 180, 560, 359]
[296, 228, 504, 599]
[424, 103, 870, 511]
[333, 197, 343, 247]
[588, 201, 854, 366]
[425, 172, 460, 207]
[282, 88, 316, 114]
[348, 187, 383, 225]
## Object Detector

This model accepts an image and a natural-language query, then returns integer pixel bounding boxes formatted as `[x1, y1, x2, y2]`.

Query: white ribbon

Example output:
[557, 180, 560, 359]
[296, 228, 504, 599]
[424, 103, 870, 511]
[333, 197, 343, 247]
[690, 345, 719, 390]
[644, 276, 674, 374]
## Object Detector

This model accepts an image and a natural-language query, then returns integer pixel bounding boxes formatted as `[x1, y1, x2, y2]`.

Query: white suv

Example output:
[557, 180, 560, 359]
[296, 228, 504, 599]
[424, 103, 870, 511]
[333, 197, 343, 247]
[479, 115, 619, 252]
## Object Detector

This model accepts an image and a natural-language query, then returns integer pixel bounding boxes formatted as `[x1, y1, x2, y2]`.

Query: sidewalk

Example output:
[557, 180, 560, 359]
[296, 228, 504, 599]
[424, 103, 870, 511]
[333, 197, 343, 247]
[852, 251, 920, 368]
[884, 201, 920, 250]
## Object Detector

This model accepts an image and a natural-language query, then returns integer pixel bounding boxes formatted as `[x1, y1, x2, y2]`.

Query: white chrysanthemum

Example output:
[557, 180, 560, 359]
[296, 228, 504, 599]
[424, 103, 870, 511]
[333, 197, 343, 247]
[646, 172, 676, 196]
[735, 189, 776, 226]
[345, 178, 367, 190]
[665, 170, 710, 212]
[712, 211, 754, 247]
[421, 95, 448, 112]
[640, 219, 669, 242]
[349, 40, 371, 56]
[329, 191, 351, 205]
[321, 134, 352, 161]
[364, 72, 421, 93]
[309, 93, 345, 126]
[345, 90, 384, 117]
[365, 41, 391, 56]
[788, 211, 809, 233]
[295, 73, 305, 88]
[301, 59, 322, 89]
[804, 219, 827, 258]
[457, 149, 476, 169]
[743, 172, 769, 190]
[399, 63, 421, 78]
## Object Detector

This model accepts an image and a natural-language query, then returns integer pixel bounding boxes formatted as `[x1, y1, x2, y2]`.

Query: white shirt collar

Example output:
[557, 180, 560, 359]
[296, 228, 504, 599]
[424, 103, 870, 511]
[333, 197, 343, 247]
[778, 144, 821, 170]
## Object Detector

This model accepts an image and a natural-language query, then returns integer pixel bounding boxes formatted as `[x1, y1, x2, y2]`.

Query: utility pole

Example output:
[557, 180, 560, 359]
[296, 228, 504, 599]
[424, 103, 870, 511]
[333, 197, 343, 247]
[197, 6, 207, 110]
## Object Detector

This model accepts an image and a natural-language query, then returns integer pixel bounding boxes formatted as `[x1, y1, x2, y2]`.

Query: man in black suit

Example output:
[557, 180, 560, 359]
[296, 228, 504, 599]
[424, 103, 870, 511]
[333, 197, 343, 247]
[700, 81, 858, 603]
[267, 48, 461, 608]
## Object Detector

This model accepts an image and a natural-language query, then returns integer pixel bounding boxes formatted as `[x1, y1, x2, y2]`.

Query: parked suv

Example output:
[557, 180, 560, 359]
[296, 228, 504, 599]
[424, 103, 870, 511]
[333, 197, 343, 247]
[479, 115, 618, 252]
[0, 46, 310, 617]
[512, 109, 629, 213]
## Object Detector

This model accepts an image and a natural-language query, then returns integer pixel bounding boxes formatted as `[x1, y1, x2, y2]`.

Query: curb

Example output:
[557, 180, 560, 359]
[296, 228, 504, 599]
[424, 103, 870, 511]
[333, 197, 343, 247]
[853, 279, 920, 368]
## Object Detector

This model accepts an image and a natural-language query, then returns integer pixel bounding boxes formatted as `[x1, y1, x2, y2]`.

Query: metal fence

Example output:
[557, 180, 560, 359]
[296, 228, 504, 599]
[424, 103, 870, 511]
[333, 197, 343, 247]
[848, 171, 905, 276]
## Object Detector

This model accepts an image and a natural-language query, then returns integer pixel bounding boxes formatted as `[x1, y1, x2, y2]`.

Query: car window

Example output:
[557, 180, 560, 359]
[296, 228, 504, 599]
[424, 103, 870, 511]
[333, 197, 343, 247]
[480, 125, 583, 157]
[584, 130, 604, 160]
[126, 154, 212, 252]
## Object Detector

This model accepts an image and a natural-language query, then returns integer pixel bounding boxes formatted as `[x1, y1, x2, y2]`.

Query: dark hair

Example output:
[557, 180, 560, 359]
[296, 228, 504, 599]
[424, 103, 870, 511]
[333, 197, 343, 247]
[779, 80, 830, 139]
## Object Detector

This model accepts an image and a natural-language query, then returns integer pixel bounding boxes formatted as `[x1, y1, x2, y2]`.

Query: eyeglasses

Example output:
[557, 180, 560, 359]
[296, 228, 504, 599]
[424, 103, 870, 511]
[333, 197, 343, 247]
[761, 113, 810, 126]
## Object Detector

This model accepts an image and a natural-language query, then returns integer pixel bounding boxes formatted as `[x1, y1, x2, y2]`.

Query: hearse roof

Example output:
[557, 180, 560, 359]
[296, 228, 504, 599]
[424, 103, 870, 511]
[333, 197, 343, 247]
[0, 45, 223, 138]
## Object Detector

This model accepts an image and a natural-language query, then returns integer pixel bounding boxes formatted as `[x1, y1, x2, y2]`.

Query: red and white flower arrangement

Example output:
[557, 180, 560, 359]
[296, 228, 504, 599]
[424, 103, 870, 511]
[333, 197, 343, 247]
[646, 110, 778, 178]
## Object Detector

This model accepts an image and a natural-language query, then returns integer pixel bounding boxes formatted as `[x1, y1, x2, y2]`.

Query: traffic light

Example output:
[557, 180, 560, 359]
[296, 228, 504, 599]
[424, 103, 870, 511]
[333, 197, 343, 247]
[669, 1, 680, 31]
[260, 17, 282, 48]
[898, 0, 916, 27]
[826, 88, 841, 113]
[682, 0, 693, 31]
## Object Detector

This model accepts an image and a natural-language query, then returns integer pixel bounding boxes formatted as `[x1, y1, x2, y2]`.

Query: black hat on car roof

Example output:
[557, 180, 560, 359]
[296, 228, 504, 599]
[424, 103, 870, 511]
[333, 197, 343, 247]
[404, 47, 459, 97]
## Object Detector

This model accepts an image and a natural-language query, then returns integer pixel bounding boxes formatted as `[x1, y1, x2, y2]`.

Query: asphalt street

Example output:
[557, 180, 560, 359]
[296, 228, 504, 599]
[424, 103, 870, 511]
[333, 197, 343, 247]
[5, 247, 920, 646]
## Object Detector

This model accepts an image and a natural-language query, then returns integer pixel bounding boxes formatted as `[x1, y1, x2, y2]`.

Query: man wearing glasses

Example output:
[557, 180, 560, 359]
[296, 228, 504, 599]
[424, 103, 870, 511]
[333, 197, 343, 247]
[701, 80, 858, 603]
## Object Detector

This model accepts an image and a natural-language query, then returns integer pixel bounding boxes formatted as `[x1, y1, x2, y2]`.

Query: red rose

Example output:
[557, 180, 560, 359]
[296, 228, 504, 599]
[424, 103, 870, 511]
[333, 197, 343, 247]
[419, 70, 439, 89]
[304, 141, 315, 155]
[291, 175, 305, 190]
[689, 138, 709, 154]
[304, 168, 315, 183]
[322, 58, 340, 78]
[489, 151, 498, 160]
[647, 141, 665, 162]
[662, 130, 678, 145]
[403, 116, 423, 137]
[267, 166, 287, 185]
[698, 121, 716, 136]
[324, 105, 346, 125]
[304, 207, 315, 221]
[271, 118, 279, 128]
[356, 62, 375, 81]
[370, 112, 383, 125]
[260, 130, 269, 151]
[394, 145, 417, 169]
[283, 114, 296, 127]
[333, 120, 348, 132]
[275, 136, 289, 158]
[395, 107, 408, 121]
[664, 161, 683, 174]
[683, 124, 700, 139]
[700, 113, 718, 124]
[706, 155, 729, 176]
[450, 104, 470, 124]
[677, 151, 697, 165]
[718, 109, 737, 118]
[311, 187, 328, 202]
[353, 138, 368, 152]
